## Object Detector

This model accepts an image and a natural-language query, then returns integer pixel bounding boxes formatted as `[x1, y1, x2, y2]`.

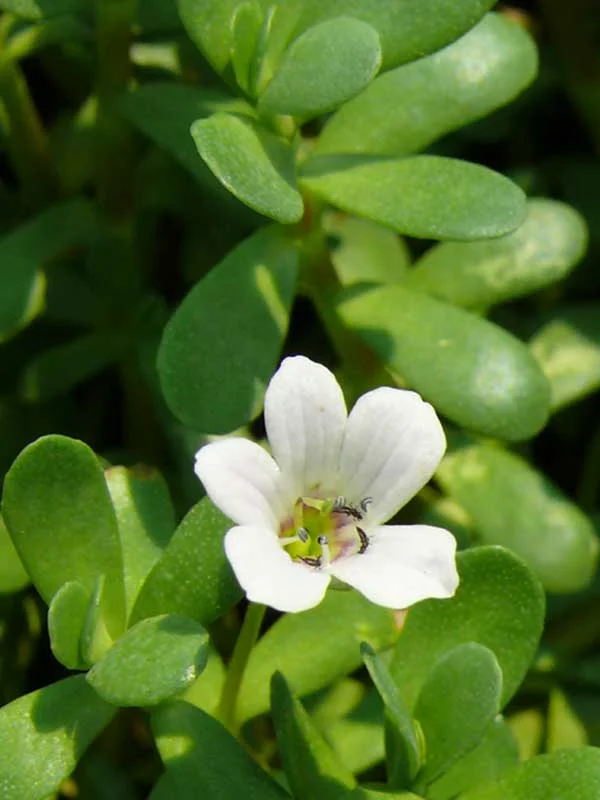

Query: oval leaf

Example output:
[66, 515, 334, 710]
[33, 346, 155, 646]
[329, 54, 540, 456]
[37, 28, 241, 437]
[47, 580, 90, 670]
[316, 13, 537, 157]
[301, 155, 526, 240]
[2, 435, 125, 636]
[271, 672, 357, 799]
[389, 547, 545, 709]
[177, 0, 241, 73]
[0, 675, 116, 800]
[87, 614, 209, 707]
[437, 441, 599, 593]
[414, 643, 502, 785]
[461, 747, 600, 800]
[151, 700, 289, 799]
[191, 112, 303, 223]
[0, 514, 29, 594]
[158, 225, 298, 433]
[237, 589, 399, 723]
[336, 284, 550, 441]
[258, 17, 381, 118]
[406, 199, 588, 309]
[131, 498, 241, 627]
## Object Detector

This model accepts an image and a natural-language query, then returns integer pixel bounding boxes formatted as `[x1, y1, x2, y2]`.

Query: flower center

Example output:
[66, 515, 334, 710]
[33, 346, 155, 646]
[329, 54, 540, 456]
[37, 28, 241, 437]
[279, 495, 371, 569]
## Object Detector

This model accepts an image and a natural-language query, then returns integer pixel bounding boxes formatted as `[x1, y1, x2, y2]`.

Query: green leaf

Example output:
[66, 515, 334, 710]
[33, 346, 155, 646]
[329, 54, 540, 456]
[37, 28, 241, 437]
[79, 575, 116, 666]
[508, 709, 544, 762]
[258, 17, 381, 118]
[0, 199, 99, 341]
[300, 155, 526, 240]
[414, 643, 502, 786]
[105, 466, 175, 619]
[231, 2, 263, 94]
[151, 700, 289, 799]
[0, 514, 29, 594]
[361, 643, 420, 786]
[158, 225, 298, 433]
[389, 547, 545, 709]
[405, 199, 588, 309]
[21, 332, 124, 402]
[262, 0, 497, 71]
[437, 441, 599, 592]
[191, 113, 303, 223]
[324, 212, 410, 286]
[547, 689, 588, 751]
[2, 435, 125, 637]
[87, 614, 208, 707]
[177, 0, 242, 73]
[118, 84, 252, 201]
[271, 672, 357, 798]
[238, 589, 399, 723]
[131, 498, 241, 627]
[461, 748, 600, 800]
[47, 580, 89, 670]
[529, 305, 600, 411]
[0, 0, 87, 20]
[336, 284, 550, 441]
[0, 675, 116, 800]
[427, 717, 519, 800]
[315, 13, 537, 157]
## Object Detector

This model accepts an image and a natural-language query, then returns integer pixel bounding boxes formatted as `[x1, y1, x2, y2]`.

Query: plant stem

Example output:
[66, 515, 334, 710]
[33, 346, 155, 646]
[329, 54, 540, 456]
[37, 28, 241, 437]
[217, 602, 266, 734]
[94, 0, 136, 222]
[0, 23, 58, 207]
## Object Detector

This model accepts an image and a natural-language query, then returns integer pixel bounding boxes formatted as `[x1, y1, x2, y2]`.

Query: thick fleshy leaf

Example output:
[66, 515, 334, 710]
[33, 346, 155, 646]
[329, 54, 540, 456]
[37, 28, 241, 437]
[324, 212, 411, 285]
[264, 355, 347, 499]
[87, 614, 208, 707]
[0, 199, 98, 341]
[225, 525, 331, 612]
[158, 225, 298, 433]
[300, 155, 526, 240]
[529, 305, 600, 411]
[258, 17, 381, 118]
[2, 435, 125, 637]
[461, 748, 600, 800]
[260, 0, 497, 71]
[437, 441, 599, 593]
[315, 13, 537, 157]
[151, 700, 289, 799]
[177, 0, 244, 73]
[118, 83, 253, 202]
[414, 643, 502, 785]
[191, 113, 303, 223]
[131, 498, 241, 627]
[105, 466, 175, 618]
[47, 580, 89, 670]
[406, 199, 588, 309]
[271, 673, 357, 798]
[428, 717, 519, 800]
[0, 514, 29, 594]
[231, 1, 263, 94]
[389, 547, 545, 709]
[361, 644, 420, 787]
[337, 285, 550, 441]
[237, 589, 399, 722]
[0, 676, 116, 800]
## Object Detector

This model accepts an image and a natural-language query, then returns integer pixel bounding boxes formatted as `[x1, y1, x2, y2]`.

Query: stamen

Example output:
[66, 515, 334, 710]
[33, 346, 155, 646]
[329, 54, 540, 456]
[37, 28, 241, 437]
[360, 497, 373, 515]
[357, 527, 369, 554]
[317, 534, 331, 567]
[279, 530, 308, 546]
[297, 527, 309, 543]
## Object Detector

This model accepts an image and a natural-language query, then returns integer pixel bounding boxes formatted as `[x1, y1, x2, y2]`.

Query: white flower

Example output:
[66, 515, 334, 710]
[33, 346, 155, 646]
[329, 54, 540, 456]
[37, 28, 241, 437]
[195, 356, 459, 613]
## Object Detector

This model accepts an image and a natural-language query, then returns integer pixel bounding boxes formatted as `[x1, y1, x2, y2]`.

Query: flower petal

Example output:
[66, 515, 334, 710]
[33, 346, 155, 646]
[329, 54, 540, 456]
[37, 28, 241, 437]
[225, 525, 331, 612]
[329, 524, 458, 609]
[264, 355, 347, 498]
[338, 387, 446, 525]
[195, 438, 289, 528]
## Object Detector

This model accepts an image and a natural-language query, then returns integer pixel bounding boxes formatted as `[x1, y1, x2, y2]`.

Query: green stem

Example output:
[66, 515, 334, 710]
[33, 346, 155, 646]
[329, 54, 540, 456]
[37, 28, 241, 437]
[0, 34, 58, 206]
[94, 0, 137, 221]
[217, 602, 266, 734]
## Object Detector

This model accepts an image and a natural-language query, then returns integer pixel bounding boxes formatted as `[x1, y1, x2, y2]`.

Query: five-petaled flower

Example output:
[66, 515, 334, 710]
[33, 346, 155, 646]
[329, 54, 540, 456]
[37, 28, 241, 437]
[195, 356, 459, 613]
